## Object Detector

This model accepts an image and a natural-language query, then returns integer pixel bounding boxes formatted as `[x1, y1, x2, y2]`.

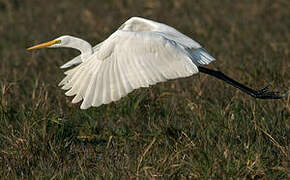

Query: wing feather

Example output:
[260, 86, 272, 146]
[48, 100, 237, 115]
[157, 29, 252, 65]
[109, 57, 120, 101]
[136, 56, 154, 84]
[103, 60, 112, 104]
[129, 53, 148, 88]
[91, 59, 107, 107]
[81, 60, 102, 107]
[118, 55, 135, 92]
[116, 53, 133, 97]
[143, 54, 166, 83]
[62, 66, 85, 91]
[98, 61, 109, 105]
[59, 65, 81, 86]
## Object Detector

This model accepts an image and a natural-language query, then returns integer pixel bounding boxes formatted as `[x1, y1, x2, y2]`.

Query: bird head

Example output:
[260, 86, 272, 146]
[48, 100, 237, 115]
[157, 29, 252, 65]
[27, 36, 72, 50]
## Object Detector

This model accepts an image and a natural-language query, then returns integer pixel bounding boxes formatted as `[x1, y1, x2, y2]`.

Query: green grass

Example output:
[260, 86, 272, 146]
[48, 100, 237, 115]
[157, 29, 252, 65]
[0, 0, 289, 179]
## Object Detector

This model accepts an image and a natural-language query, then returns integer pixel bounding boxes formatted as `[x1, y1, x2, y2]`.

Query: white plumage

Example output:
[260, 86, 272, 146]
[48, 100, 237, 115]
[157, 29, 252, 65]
[27, 17, 216, 109]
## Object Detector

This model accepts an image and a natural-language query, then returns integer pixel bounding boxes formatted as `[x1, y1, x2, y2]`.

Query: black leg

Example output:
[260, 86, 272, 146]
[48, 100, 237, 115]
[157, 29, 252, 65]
[198, 66, 287, 99]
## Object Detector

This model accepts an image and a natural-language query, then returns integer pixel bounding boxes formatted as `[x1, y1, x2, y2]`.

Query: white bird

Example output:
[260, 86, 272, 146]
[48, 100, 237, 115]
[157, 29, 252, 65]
[27, 17, 286, 109]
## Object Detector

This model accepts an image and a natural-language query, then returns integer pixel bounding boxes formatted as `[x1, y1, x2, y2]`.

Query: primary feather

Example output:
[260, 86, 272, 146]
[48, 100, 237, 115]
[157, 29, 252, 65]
[59, 17, 216, 109]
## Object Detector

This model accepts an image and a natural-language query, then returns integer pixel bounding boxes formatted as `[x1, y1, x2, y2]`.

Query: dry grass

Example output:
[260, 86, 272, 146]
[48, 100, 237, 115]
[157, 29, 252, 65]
[0, 0, 289, 179]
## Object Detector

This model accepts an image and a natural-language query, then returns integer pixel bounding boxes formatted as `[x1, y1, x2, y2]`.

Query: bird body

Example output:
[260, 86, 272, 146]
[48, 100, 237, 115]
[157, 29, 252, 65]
[27, 17, 286, 109]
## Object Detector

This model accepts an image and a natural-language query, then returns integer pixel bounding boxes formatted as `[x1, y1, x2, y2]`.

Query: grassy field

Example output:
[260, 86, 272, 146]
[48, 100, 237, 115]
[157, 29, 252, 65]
[0, 0, 289, 179]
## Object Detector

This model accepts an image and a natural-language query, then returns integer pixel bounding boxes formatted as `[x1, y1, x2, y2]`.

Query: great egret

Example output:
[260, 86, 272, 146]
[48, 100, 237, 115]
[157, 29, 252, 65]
[27, 17, 286, 109]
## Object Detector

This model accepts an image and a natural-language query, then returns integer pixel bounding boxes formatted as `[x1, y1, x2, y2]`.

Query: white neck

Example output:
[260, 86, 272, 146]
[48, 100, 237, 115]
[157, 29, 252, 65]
[63, 36, 93, 60]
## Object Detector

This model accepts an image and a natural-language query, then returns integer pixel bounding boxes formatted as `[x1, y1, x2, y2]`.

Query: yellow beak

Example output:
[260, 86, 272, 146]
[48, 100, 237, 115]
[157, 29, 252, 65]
[27, 40, 58, 50]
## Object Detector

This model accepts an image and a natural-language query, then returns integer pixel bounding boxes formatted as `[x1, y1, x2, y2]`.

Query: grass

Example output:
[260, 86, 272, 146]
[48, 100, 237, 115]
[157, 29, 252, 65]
[0, 0, 289, 179]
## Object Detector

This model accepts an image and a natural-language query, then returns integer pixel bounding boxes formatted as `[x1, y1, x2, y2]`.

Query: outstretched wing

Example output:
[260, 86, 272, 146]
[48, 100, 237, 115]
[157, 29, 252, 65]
[118, 17, 216, 65]
[59, 30, 199, 109]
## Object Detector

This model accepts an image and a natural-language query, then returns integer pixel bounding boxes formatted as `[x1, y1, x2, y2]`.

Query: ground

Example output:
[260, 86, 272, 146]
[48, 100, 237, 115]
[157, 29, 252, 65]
[0, 0, 289, 179]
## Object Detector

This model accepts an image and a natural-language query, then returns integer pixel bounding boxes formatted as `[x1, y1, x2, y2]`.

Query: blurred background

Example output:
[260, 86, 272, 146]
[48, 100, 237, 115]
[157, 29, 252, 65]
[0, 0, 289, 179]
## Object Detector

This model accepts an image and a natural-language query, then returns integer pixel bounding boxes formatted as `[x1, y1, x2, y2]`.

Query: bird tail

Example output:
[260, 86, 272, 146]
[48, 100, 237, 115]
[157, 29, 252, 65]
[189, 48, 216, 65]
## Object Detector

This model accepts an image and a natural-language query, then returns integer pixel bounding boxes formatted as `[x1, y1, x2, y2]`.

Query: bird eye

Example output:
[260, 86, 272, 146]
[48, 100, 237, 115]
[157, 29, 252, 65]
[55, 40, 62, 44]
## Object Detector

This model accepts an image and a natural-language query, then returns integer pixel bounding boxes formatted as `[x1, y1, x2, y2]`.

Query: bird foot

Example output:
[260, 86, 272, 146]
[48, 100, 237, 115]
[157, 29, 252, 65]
[253, 85, 288, 99]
